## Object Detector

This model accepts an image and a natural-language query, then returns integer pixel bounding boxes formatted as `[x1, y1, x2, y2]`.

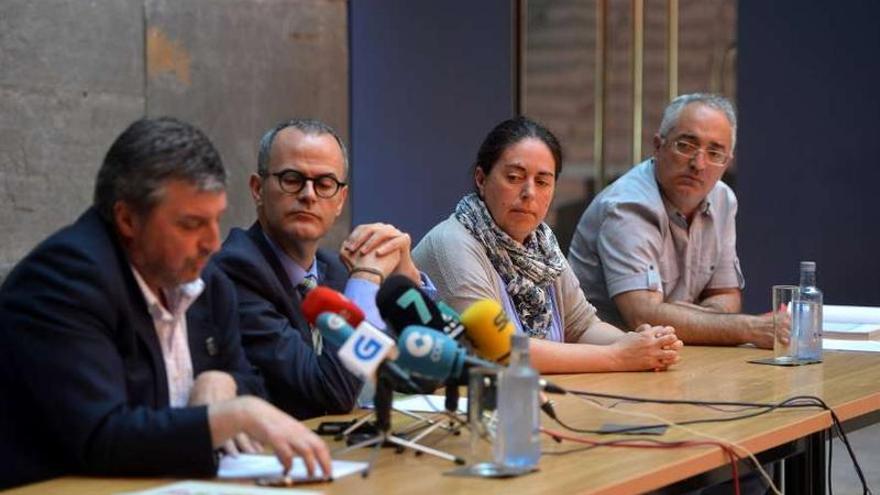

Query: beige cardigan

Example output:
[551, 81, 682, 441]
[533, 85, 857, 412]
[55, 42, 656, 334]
[413, 215, 600, 342]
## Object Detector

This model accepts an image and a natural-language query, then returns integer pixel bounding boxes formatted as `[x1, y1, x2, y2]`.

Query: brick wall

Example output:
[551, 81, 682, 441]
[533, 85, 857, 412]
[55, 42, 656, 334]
[522, 0, 736, 242]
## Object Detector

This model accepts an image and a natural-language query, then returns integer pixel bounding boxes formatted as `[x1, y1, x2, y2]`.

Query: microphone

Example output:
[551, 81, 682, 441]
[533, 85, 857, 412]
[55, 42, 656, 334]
[302, 286, 365, 327]
[459, 299, 515, 363]
[314, 312, 420, 392]
[436, 301, 466, 341]
[376, 276, 474, 413]
[457, 299, 565, 424]
[395, 325, 496, 384]
[376, 275, 449, 336]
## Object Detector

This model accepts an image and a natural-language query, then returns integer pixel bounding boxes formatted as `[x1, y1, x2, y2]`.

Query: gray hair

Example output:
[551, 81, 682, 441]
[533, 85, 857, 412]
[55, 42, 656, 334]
[658, 93, 738, 152]
[256, 118, 349, 177]
[93, 117, 226, 222]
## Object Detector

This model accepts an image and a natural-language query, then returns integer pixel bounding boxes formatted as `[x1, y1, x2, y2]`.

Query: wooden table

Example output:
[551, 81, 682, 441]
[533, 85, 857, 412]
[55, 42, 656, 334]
[5, 346, 880, 495]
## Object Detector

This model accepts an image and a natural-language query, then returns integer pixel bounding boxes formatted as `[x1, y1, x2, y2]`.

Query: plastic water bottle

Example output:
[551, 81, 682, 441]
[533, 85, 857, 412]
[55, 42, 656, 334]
[793, 261, 823, 361]
[494, 334, 541, 469]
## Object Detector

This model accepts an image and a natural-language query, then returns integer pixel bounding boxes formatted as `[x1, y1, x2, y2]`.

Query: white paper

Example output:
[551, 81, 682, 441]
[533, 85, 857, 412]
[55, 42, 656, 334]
[824, 322, 880, 336]
[823, 305, 880, 324]
[823, 338, 880, 353]
[824, 322, 876, 331]
[121, 480, 317, 495]
[218, 454, 367, 480]
[392, 394, 467, 413]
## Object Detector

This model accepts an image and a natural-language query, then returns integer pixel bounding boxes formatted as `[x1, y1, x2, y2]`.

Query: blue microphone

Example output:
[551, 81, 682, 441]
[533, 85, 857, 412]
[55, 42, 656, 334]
[395, 325, 497, 384]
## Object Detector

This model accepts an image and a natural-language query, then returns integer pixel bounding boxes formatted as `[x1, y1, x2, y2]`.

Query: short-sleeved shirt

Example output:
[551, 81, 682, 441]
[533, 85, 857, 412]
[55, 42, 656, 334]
[567, 159, 744, 329]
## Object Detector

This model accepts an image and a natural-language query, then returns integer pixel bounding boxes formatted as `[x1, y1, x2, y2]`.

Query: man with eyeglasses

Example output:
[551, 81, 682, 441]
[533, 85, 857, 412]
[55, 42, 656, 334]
[568, 93, 775, 348]
[212, 118, 426, 419]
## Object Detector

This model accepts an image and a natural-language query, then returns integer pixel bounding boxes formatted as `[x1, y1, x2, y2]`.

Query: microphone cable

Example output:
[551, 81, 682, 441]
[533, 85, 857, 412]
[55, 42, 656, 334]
[540, 428, 745, 495]
[553, 391, 780, 495]
[547, 386, 872, 495]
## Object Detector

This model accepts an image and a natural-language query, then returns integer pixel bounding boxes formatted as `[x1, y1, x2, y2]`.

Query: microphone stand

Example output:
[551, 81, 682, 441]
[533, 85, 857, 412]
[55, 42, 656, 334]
[401, 380, 468, 448]
[333, 372, 465, 477]
[335, 370, 453, 442]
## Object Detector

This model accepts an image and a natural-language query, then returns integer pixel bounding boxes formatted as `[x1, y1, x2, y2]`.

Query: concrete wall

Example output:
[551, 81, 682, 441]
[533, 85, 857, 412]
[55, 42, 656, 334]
[0, 0, 349, 279]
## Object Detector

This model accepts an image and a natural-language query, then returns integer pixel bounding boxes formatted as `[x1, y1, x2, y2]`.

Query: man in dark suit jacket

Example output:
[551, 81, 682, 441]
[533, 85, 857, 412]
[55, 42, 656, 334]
[0, 117, 330, 489]
[214, 118, 426, 419]
[215, 224, 361, 419]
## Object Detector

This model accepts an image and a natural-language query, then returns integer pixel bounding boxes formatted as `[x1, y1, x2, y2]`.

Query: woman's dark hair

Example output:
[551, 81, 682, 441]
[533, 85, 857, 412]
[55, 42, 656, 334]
[474, 116, 563, 179]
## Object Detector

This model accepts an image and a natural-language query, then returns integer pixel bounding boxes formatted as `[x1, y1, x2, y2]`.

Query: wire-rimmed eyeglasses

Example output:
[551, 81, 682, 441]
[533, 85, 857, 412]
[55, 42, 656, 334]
[667, 139, 730, 167]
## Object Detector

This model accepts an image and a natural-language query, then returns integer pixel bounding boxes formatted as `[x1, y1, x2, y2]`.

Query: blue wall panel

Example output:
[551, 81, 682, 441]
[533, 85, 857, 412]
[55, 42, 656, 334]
[349, 0, 515, 242]
[737, 0, 880, 311]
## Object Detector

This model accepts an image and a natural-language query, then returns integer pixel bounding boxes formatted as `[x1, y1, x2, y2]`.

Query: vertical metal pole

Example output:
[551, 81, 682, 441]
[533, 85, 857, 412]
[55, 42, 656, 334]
[516, 0, 526, 115]
[594, 0, 607, 190]
[667, 0, 679, 101]
[631, 0, 644, 165]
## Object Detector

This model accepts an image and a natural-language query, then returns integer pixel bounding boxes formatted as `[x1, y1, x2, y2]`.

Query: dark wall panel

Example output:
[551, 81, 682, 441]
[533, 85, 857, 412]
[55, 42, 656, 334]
[350, 0, 515, 241]
[737, 0, 880, 310]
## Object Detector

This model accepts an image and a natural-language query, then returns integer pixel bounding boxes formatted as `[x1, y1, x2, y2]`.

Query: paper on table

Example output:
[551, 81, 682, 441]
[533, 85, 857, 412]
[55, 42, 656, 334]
[823, 322, 880, 340]
[823, 305, 880, 324]
[823, 338, 880, 353]
[822, 305, 880, 340]
[218, 454, 367, 480]
[121, 480, 317, 495]
[392, 394, 468, 413]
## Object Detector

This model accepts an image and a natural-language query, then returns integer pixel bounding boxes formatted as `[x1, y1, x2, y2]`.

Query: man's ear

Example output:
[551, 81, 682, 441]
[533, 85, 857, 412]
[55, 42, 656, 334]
[653, 134, 663, 154]
[334, 185, 348, 217]
[249, 173, 263, 207]
[113, 201, 137, 241]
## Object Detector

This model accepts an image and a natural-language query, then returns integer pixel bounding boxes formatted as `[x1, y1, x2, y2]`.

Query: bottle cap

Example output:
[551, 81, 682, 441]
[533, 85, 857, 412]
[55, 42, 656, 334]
[511, 334, 529, 351]
[800, 261, 816, 272]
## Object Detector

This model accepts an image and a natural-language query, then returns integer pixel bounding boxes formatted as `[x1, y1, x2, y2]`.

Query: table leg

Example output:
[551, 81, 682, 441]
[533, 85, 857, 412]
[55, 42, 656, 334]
[784, 429, 827, 494]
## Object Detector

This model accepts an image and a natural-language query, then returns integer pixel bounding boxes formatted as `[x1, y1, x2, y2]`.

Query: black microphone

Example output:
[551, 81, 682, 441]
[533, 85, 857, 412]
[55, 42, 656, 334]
[376, 275, 446, 336]
[377, 275, 469, 412]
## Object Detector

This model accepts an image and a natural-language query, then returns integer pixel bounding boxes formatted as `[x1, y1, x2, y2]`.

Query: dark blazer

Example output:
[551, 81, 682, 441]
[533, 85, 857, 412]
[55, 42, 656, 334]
[0, 208, 265, 489]
[212, 222, 362, 419]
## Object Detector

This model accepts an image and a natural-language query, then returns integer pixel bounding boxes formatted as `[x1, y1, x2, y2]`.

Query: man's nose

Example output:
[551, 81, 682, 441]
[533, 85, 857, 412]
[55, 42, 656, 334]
[201, 221, 221, 254]
[689, 150, 709, 171]
[297, 180, 318, 202]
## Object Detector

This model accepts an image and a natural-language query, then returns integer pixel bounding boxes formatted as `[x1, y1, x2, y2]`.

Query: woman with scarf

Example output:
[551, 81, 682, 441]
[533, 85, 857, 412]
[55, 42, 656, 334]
[412, 117, 682, 372]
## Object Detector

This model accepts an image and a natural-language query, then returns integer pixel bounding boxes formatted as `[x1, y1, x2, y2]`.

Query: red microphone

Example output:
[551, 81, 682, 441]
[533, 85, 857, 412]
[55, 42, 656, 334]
[301, 286, 365, 327]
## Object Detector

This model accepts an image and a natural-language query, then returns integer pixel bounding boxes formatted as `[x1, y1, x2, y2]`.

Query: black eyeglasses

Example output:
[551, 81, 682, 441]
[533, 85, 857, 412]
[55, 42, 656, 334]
[262, 169, 347, 198]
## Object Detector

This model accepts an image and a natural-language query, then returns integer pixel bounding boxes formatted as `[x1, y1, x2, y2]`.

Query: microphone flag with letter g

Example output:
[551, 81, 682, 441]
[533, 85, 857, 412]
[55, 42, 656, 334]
[337, 321, 397, 381]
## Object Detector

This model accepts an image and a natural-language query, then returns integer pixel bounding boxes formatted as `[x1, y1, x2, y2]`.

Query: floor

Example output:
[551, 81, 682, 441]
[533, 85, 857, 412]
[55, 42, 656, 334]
[829, 421, 879, 494]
